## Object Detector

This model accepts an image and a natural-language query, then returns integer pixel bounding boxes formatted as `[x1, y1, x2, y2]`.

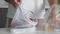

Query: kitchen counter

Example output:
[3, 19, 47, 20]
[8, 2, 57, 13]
[0, 28, 60, 34]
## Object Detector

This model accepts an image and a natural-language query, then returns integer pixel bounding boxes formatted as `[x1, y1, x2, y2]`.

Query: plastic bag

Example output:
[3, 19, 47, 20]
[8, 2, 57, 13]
[11, 5, 37, 28]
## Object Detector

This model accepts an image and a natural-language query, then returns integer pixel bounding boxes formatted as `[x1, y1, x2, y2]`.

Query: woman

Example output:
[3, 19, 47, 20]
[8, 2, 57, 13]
[5, 0, 58, 30]
[5, 0, 44, 28]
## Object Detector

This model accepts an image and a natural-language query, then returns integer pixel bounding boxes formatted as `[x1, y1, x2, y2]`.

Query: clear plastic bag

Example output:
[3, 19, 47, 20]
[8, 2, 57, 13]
[11, 6, 37, 27]
[10, 5, 37, 33]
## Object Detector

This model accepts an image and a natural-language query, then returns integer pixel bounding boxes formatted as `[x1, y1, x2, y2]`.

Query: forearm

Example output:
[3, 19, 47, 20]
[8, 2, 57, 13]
[48, 0, 58, 24]
[48, 0, 57, 18]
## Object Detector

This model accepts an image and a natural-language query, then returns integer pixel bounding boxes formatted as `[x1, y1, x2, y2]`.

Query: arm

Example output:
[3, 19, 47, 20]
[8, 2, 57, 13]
[36, 0, 58, 30]
[48, 0, 58, 28]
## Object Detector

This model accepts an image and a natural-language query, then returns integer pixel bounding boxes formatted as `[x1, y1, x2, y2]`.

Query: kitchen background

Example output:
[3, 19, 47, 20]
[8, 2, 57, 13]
[0, 0, 8, 27]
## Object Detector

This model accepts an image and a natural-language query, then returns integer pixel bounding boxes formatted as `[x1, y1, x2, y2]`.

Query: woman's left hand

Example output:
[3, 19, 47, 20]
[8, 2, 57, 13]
[14, 0, 21, 8]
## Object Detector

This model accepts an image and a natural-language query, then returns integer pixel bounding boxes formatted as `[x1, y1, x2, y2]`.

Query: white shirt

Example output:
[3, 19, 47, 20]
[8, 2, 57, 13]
[7, 0, 45, 19]
[20, 0, 44, 19]
[21, 0, 43, 11]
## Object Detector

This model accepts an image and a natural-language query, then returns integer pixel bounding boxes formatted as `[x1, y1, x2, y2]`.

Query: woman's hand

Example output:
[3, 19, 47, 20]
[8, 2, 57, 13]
[11, 0, 21, 8]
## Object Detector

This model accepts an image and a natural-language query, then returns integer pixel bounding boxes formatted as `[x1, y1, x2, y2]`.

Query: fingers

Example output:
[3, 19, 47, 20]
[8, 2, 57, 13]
[12, 2, 18, 8]
[14, 0, 21, 7]
[12, 1, 18, 8]
[10, 0, 21, 8]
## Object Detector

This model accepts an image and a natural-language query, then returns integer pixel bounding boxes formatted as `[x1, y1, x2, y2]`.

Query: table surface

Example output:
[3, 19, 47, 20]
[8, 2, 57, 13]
[0, 28, 60, 34]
